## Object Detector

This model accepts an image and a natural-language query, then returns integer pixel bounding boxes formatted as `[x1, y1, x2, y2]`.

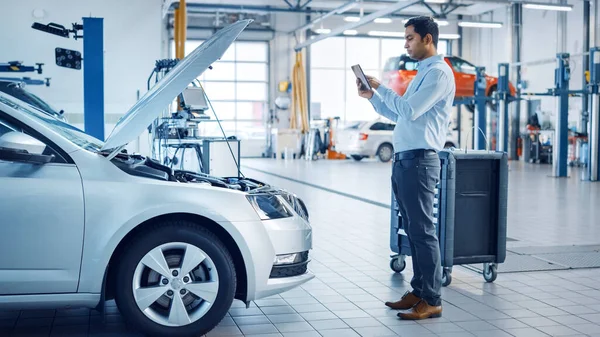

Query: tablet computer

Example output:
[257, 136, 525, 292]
[351, 64, 372, 91]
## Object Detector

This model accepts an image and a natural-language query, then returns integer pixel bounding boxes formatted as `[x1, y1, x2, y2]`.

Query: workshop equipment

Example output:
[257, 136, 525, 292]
[291, 52, 309, 134]
[0, 61, 43, 74]
[390, 148, 509, 286]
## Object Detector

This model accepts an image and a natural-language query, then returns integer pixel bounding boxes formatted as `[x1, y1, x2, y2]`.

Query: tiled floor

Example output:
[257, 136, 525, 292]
[3, 158, 600, 336]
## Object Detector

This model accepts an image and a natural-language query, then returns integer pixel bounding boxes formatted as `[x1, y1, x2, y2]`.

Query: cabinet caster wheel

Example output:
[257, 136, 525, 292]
[390, 257, 406, 273]
[442, 269, 452, 287]
[483, 263, 497, 283]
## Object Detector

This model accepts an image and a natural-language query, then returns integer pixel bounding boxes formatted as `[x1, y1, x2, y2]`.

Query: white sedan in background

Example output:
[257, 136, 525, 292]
[337, 118, 458, 162]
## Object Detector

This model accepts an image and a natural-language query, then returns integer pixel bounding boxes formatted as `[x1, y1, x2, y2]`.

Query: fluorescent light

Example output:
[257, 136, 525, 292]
[425, 0, 450, 3]
[458, 21, 503, 28]
[374, 18, 393, 24]
[368, 30, 405, 37]
[522, 2, 572, 11]
[439, 33, 461, 39]
[344, 16, 361, 22]
[314, 28, 331, 34]
[344, 29, 358, 35]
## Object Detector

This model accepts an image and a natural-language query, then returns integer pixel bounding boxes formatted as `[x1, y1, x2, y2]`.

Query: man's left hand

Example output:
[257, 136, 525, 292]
[365, 75, 381, 90]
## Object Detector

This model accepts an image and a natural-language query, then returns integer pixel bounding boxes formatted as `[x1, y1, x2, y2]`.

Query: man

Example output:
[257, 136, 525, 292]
[357, 16, 455, 320]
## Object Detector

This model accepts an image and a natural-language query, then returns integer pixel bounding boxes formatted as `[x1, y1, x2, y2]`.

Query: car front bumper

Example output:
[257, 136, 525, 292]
[230, 215, 314, 302]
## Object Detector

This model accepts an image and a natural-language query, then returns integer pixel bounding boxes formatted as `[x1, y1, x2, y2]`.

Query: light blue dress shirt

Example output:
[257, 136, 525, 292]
[369, 54, 456, 153]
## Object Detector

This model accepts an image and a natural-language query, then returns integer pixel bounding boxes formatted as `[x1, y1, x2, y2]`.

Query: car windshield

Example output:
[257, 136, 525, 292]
[0, 93, 103, 153]
[0, 81, 62, 117]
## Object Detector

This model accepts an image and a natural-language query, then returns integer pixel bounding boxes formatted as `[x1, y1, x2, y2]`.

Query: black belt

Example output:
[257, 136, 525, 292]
[394, 149, 437, 161]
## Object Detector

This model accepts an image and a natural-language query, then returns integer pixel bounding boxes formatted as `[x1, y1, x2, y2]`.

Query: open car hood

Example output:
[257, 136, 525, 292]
[101, 20, 251, 153]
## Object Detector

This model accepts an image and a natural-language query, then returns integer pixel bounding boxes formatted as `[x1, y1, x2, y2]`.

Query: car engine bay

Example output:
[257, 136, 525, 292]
[106, 150, 267, 192]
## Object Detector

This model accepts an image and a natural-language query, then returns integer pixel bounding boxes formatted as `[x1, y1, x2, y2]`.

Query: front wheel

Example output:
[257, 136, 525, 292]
[114, 221, 236, 337]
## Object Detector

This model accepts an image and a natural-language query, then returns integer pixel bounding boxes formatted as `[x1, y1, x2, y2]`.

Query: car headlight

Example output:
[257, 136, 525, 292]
[246, 194, 293, 220]
[281, 193, 309, 222]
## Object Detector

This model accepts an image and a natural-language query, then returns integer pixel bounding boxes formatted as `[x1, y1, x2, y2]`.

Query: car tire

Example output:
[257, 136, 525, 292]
[114, 221, 236, 337]
[351, 155, 364, 161]
[377, 143, 394, 162]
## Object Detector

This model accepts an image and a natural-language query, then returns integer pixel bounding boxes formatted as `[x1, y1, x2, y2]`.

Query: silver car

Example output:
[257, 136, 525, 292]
[0, 20, 313, 337]
[336, 118, 458, 162]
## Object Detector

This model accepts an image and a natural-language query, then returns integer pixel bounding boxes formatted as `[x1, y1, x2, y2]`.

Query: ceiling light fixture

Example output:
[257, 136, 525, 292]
[367, 30, 404, 37]
[344, 29, 359, 35]
[344, 16, 361, 22]
[458, 21, 503, 28]
[521, 2, 572, 11]
[374, 18, 393, 24]
[314, 28, 331, 34]
[439, 33, 461, 39]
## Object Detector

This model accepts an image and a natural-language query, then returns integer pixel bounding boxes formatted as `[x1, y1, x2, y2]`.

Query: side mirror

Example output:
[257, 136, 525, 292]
[0, 132, 54, 164]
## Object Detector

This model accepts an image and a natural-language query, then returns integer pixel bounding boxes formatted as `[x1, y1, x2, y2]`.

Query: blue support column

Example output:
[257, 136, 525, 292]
[554, 53, 570, 177]
[83, 17, 105, 141]
[497, 63, 510, 152]
[589, 47, 600, 181]
[474, 66, 487, 149]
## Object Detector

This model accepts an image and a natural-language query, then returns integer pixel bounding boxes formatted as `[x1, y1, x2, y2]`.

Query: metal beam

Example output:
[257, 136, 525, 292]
[283, 0, 294, 8]
[294, 0, 421, 51]
[82, 17, 105, 141]
[422, 2, 439, 16]
[293, 0, 359, 33]
[582, 0, 590, 134]
[510, 2, 522, 160]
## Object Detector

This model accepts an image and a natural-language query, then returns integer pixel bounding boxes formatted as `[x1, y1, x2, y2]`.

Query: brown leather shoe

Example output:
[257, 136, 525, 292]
[397, 300, 442, 320]
[385, 291, 421, 310]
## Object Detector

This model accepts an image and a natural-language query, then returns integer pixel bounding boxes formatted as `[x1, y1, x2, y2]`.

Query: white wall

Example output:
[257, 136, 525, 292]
[0, 0, 164, 153]
[462, 1, 591, 130]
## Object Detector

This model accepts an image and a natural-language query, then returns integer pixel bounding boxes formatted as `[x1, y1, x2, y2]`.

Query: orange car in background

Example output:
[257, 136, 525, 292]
[382, 55, 516, 112]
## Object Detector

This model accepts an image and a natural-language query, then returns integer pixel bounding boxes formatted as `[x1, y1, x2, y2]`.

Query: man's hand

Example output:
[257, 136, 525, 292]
[365, 75, 381, 90]
[357, 78, 373, 99]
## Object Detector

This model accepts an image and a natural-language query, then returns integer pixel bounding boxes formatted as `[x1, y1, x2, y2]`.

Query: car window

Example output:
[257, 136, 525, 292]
[370, 122, 395, 131]
[384, 56, 418, 71]
[0, 114, 66, 163]
[449, 57, 477, 75]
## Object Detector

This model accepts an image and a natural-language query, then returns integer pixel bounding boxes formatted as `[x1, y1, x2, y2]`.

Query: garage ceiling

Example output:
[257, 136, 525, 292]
[180, 0, 509, 17]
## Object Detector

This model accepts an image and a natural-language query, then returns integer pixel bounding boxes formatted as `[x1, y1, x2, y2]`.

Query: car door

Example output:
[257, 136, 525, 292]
[0, 112, 85, 295]
[448, 56, 477, 97]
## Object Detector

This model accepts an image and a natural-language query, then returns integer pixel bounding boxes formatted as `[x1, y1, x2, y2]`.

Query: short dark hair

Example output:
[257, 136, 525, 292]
[404, 16, 439, 48]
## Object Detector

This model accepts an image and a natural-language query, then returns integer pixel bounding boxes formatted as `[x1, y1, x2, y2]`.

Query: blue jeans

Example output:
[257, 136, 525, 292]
[391, 151, 442, 307]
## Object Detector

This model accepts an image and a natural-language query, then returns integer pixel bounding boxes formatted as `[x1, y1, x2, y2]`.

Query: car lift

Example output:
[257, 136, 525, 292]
[519, 53, 588, 177]
[453, 64, 513, 152]
[0, 61, 51, 86]
[588, 47, 600, 181]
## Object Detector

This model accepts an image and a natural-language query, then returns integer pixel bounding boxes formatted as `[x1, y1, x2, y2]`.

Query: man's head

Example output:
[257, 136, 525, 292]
[404, 16, 439, 61]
